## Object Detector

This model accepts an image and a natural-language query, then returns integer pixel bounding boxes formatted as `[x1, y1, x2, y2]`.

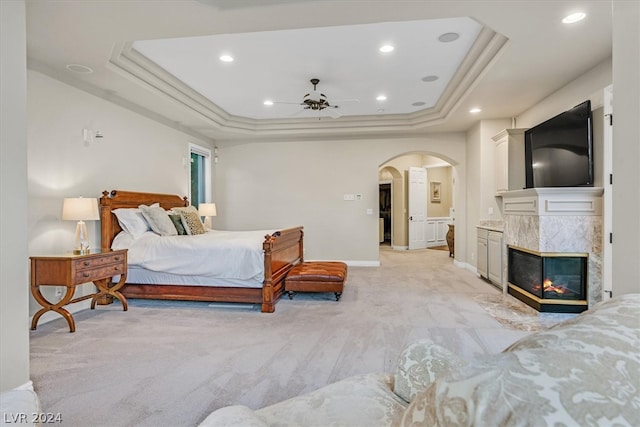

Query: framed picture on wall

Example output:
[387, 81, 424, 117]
[430, 181, 441, 203]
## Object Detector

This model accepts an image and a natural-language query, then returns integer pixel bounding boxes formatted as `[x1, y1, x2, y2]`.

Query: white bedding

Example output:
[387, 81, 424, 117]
[112, 229, 276, 282]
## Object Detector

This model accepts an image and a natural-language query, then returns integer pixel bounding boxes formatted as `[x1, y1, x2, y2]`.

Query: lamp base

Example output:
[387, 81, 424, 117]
[73, 248, 91, 255]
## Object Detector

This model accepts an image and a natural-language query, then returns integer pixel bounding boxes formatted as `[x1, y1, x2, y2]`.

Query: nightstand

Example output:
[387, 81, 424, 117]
[30, 249, 128, 332]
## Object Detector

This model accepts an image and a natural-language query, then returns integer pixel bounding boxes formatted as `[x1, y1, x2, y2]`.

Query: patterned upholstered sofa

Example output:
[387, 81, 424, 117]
[198, 294, 640, 427]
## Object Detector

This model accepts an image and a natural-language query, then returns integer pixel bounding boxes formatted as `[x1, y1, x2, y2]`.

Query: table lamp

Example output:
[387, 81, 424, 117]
[198, 203, 217, 230]
[62, 197, 100, 254]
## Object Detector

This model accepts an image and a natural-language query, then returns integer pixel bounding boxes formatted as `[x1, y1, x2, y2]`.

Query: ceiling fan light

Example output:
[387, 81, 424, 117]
[219, 54, 234, 62]
[379, 44, 394, 53]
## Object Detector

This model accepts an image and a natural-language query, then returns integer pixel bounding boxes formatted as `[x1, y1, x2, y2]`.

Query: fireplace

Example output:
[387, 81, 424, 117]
[508, 246, 588, 313]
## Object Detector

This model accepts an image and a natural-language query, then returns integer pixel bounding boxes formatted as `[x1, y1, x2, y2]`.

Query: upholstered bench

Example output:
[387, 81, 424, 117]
[285, 261, 347, 301]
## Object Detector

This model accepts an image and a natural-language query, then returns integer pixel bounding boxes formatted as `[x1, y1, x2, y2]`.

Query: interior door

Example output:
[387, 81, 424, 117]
[603, 85, 613, 299]
[408, 166, 427, 250]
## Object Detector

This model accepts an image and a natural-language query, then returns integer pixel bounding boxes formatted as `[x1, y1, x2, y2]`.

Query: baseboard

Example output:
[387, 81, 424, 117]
[345, 260, 380, 267]
[304, 259, 380, 267]
[391, 245, 408, 251]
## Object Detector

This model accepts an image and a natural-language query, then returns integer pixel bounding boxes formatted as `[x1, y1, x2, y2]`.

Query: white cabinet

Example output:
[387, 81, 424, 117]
[426, 217, 449, 247]
[477, 228, 488, 278]
[477, 227, 503, 289]
[487, 231, 503, 286]
[493, 128, 526, 195]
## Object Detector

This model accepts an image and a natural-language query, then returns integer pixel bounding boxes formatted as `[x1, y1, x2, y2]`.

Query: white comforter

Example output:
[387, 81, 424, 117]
[113, 229, 276, 281]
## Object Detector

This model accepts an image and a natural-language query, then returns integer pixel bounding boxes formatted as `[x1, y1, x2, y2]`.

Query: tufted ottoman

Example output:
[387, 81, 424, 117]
[285, 261, 347, 301]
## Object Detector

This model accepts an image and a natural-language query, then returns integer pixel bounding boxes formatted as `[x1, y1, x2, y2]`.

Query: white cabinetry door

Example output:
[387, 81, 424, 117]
[477, 228, 488, 278]
[495, 138, 508, 193]
[488, 231, 503, 287]
[493, 128, 526, 195]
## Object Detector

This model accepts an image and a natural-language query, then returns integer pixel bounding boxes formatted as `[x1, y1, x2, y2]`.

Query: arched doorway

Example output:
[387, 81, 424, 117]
[379, 153, 455, 251]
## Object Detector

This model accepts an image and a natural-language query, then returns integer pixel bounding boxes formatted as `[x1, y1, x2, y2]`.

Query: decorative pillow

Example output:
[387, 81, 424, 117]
[112, 208, 150, 239]
[394, 339, 467, 403]
[172, 205, 199, 215]
[138, 204, 177, 236]
[169, 214, 187, 235]
[179, 210, 206, 235]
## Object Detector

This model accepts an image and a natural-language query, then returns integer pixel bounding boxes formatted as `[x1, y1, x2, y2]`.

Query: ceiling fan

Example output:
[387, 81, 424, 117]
[274, 78, 358, 119]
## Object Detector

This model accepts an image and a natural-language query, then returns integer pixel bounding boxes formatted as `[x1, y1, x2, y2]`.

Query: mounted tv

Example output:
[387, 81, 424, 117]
[524, 100, 594, 188]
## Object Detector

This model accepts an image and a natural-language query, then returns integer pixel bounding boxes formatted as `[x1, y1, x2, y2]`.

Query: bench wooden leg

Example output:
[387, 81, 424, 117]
[335, 292, 342, 301]
[287, 291, 295, 300]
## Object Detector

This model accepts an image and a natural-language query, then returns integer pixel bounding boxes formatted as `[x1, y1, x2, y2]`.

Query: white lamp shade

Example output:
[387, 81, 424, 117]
[198, 203, 217, 217]
[62, 197, 100, 221]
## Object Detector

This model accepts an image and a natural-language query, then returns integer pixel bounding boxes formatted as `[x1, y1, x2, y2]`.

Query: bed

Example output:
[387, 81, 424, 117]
[99, 190, 304, 313]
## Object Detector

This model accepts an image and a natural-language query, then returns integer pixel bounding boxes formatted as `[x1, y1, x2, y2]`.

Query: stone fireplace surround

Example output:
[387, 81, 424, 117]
[500, 187, 604, 309]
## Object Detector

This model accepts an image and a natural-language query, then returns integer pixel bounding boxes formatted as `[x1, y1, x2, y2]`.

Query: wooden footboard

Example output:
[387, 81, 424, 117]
[99, 190, 303, 312]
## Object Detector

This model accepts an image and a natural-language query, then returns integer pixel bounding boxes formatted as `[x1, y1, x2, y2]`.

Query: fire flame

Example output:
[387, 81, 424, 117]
[543, 278, 568, 294]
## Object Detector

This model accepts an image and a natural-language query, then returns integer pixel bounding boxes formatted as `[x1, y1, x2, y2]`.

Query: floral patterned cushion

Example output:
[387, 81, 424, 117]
[198, 405, 268, 427]
[400, 294, 640, 427]
[394, 339, 468, 403]
[255, 373, 407, 427]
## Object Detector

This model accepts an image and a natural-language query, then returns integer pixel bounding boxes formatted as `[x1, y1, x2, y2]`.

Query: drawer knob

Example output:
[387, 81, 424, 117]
[84, 261, 90, 266]
[114, 266, 120, 271]
[83, 273, 90, 278]
[114, 256, 120, 261]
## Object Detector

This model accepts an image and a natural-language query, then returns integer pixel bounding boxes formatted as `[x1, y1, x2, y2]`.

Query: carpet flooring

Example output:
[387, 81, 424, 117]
[30, 248, 541, 427]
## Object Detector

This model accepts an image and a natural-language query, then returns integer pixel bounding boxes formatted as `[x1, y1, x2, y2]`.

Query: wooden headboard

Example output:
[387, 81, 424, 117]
[100, 190, 188, 249]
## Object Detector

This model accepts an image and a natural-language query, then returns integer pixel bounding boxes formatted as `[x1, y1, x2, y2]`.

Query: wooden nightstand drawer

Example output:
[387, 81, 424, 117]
[74, 264, 125, 283]
[74, 253, 125, 270]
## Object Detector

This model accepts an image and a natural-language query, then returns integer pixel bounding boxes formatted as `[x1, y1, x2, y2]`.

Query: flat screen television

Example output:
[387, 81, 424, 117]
[524, 100, 594, 188]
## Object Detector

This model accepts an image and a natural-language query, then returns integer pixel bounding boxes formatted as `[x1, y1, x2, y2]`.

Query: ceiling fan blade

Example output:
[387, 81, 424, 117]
[325, 107, 342, 118]
[333, 98, 360, 103]
[272, 101, 303, 105]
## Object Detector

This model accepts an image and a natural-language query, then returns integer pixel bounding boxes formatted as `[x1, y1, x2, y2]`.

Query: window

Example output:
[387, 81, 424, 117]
[189, 143, 212, 209]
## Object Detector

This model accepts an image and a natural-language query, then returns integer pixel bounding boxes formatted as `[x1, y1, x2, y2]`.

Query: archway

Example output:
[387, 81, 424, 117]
[379, 152, 456, 252]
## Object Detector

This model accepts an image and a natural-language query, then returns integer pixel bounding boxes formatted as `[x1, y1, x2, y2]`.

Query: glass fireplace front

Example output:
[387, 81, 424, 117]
[508, 247, 587, 312]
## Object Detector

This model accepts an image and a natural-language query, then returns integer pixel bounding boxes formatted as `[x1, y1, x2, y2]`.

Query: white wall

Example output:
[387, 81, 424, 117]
[464, 119, 510, 271]
[27, 70, 213, 316]
[1, 0, 30, 391]
[214, 135, 467, 264]
[611, 1, 640, 295]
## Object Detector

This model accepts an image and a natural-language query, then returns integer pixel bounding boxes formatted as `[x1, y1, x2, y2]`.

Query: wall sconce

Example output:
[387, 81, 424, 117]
[62, 197, 100, 254]
[198, 203, 217, 230]
[82, 128, 104, 144]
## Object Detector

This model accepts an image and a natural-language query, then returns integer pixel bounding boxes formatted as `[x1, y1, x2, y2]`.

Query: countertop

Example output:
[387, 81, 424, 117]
[477, 221, 504, 232]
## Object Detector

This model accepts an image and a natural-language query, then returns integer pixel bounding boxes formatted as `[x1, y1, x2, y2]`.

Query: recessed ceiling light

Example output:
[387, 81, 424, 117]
[469, 107, 482, 114]
[66, 64, 93, 74]
[562, 12, 586, 24]
[263, 100, 273, 106]
[376, 95, 387, 101]
[412, 101, 426, 107]
[438, 32, 460, 43]
[421, 75, 439, 82]
[379, 44, 394, 53]
[219, 55, 234, 62]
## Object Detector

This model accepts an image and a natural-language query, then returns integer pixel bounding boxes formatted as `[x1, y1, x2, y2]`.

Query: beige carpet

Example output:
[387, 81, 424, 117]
[30, 248, 537, 427]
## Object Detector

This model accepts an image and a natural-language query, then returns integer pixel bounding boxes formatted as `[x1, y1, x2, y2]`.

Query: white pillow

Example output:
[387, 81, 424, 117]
[139, 204, 178, 236]
[113, 208, 150, 239]
[111, 231, 135, 250]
